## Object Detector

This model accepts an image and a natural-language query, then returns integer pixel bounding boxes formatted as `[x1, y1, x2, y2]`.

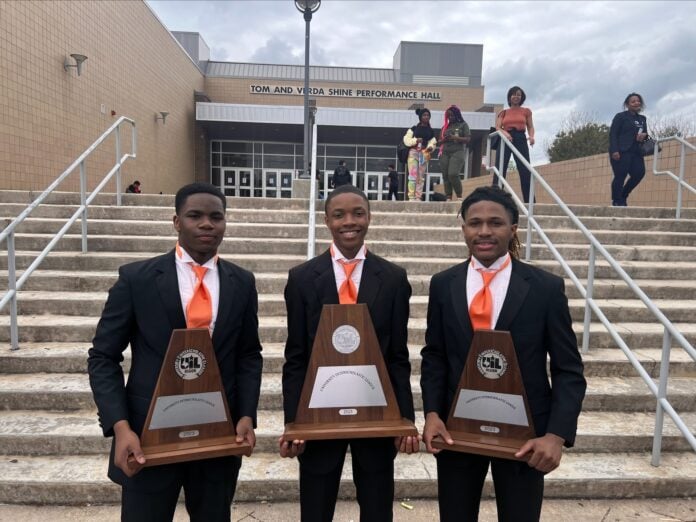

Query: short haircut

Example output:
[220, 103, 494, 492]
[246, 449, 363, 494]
[623, 92, 645, 111]
[175, 182, 227, 214]
[460, 186, 518, 225]
[506, 86, 527, 107]
[324, 185, 370, 214]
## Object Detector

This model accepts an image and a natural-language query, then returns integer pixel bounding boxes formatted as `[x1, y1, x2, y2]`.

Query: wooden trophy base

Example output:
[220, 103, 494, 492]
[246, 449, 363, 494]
[284, 418, 418, 441]
[431, 431, 528, 461]
[132, 435, 252, 468]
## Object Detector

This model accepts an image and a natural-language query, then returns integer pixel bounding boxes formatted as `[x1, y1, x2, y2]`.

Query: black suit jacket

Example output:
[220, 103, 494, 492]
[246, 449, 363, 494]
[282, 250, 415, 426]
[609, 110, 648, 154]
[420, 259, 585, 446]
[87, 250, 263, 487]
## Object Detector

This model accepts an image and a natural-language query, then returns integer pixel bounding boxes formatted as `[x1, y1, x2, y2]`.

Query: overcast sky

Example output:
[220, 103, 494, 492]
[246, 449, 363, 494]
[147, 0, 696, 164]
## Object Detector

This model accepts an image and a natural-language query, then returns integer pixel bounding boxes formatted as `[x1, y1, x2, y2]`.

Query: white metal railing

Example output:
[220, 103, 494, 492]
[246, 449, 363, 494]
[652, 135, 696, 219]
[0, 116, 137, 350]
[485, 130, 696, 466]
[307, 122, 318, 259]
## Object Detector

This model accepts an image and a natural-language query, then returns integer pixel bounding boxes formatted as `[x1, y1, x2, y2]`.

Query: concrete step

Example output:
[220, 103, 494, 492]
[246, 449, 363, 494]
[0, 372, 693, 413]
[4, 202, 696, 231]
[0, 451, 693, 504]
[1, 499, 695, 522]
[7, 218, 696, 252]
[1, 342, 694, 379]
[0, 409, 693, 457]
[3, 313, 696, 348]
[9, 234, 696, 263]
[2, 190, 695, 219]
[4, 256, 696, 300]
[4, 262, 696, 299]
[5, 290, 696, 325]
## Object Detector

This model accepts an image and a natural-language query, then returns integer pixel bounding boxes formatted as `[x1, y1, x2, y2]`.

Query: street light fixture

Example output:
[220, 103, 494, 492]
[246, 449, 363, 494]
[295, 0, 321, 179]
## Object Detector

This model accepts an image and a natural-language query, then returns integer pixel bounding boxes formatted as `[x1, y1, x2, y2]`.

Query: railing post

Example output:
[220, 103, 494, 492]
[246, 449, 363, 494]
[524, 204, 534, 262]
[497, 140, 505, 189]
[651, 328, 672, 466]
[306, 121, 318, 260]
[676, 143, 686, 220]
[79, 161, 88, 253]
[581, 244, 596, 354]
[116, 125, 122, 207]
[7, 232, 19, 351]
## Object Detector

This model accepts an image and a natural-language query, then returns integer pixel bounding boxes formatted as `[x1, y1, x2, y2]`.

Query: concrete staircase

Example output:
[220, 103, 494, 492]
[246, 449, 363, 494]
[1, 190, 695, 505]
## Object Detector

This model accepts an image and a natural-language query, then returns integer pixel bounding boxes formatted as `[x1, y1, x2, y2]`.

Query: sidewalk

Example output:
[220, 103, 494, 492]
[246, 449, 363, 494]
[0, 499, 694, 521]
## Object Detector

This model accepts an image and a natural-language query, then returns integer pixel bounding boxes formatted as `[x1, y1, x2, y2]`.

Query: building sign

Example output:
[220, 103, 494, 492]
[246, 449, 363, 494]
[250, 84, 441, 101]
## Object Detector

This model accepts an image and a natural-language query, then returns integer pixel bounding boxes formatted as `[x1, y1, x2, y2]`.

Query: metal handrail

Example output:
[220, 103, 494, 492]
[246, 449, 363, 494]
[486, 130, 696, 466]
[652, 135, 696, 219]
[0, 116, 137, 350]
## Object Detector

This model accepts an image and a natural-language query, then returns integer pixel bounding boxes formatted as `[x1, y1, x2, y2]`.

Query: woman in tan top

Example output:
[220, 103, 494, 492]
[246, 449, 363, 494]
[492, 86, 535, 203]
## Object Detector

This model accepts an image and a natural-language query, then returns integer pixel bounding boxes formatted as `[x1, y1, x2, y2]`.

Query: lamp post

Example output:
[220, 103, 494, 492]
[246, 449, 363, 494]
[295, 0, 320, 179]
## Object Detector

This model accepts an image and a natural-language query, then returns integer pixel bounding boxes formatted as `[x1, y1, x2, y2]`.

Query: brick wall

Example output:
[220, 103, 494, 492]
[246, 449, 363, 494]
[0, 0, 204, 195]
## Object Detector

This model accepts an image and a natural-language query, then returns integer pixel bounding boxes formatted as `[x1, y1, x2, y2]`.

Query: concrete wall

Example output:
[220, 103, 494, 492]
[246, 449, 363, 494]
[0, 0, 204, 195]
[534, 137, 696, 207]
[462, 137, 696, 208]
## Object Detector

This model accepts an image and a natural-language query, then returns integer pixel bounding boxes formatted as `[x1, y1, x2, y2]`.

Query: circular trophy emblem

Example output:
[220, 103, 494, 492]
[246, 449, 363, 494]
[476, 349, 508, 379]
[332, 325, 360, 354]
[174, 349, 207, 380]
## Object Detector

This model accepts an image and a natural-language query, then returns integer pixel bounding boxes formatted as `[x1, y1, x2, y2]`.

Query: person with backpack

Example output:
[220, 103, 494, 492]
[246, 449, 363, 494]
[331, 160, 352, 188]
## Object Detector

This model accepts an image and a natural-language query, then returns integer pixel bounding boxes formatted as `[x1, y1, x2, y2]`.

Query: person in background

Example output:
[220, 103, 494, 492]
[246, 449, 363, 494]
[386, 164, 399, 201]
[126, 180, 141, 194]
[332, 160, 352, 188]
[438, 105, 471, 201]
[608, 92, 649, 206]
[403, 108, 437, 201]
[492, 86, 535, 203]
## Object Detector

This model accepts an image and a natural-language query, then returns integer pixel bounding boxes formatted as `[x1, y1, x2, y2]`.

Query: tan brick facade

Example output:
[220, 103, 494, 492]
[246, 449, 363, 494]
[0, 0, 204, 195]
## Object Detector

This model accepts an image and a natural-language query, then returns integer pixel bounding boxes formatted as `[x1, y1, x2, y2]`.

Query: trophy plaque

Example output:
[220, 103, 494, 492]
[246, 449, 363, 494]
[132, 328, 252, 467]
[283, 304, 417, 440]
[432, 330, 536, 460]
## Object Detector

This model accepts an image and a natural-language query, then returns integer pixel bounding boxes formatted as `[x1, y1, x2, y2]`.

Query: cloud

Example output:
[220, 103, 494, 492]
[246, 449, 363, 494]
[147, 0, 696, 163]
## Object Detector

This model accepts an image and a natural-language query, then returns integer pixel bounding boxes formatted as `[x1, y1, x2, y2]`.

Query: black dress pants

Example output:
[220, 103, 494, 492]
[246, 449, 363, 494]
[298, 438, 397, 522]
[121, 455, 241, 522]
[492, 129, 534, 203]
[436, 451, 544, 522]
[610, 149, 645, 205]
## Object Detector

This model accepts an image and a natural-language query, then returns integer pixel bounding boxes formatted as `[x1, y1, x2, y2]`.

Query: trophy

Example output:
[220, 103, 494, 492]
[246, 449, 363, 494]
[133, 328, 252, 467]
[432, 330, 536, 460]
[283, 304, 417, 440]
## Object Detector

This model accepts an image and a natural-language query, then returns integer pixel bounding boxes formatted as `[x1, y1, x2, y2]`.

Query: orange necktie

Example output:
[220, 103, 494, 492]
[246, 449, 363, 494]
[338, 258, 360, 304]
[186, 264, 213, 329]
[469, 256, 511, 330]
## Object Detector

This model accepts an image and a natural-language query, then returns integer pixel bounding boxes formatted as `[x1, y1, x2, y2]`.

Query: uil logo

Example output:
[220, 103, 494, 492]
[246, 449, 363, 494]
[476, 349, 508, 379]
[174, 349, 207, 380]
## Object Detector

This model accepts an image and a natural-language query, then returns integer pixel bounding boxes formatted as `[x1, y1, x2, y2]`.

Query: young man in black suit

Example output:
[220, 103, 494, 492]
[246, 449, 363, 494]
[421, 186, 586, 522]
[279, 184, 418, 522]
[87, 182, 263, 522]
